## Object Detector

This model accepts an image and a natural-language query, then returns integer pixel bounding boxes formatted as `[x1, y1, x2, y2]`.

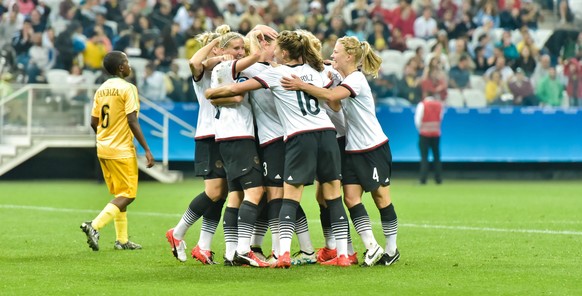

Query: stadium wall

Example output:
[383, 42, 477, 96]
[3, 104, 581, 180]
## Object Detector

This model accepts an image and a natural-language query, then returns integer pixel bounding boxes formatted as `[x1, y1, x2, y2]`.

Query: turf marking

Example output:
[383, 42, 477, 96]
[2, 204, 582, 236]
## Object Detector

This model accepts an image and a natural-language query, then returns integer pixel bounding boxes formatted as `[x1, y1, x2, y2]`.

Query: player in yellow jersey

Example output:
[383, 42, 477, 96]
[80, 51, 155, 251]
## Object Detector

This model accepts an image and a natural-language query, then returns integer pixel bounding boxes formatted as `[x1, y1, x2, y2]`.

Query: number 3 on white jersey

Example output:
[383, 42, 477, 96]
[372, 167, 379, 182]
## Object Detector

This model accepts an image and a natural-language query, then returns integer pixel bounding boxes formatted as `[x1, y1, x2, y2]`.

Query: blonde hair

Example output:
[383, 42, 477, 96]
[337, 36, 382, 78]
[195, 31, 221, 47]
[277, 30, 323, 72]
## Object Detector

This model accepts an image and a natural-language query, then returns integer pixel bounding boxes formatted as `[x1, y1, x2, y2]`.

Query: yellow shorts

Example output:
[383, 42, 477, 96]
[99, 157, 138, 198]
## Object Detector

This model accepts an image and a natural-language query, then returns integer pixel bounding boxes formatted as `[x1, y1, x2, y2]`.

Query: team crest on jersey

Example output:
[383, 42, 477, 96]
[253, 156, 260, 165]
[215, 160, 224, 168]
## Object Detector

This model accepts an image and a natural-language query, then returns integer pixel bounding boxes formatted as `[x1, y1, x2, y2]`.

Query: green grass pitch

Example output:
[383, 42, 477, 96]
[1, 179, 581, 295]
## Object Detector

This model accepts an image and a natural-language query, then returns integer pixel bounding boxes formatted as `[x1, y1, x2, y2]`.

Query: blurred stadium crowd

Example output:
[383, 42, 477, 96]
[0, 0, 581, 108]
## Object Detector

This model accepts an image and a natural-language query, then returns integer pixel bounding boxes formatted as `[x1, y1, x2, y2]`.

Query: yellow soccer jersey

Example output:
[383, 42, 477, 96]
[91, 77, 140, 159]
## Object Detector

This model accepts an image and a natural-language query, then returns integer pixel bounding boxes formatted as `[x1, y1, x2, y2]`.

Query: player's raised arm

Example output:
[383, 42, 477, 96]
[189, 37, 220, 79]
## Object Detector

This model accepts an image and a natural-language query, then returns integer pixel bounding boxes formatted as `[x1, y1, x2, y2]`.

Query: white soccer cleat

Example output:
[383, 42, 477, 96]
[362, 244, 384, 267]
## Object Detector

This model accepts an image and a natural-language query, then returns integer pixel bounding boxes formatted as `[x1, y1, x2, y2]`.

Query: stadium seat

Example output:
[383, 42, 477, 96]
[406, 38, 427, 53]
[381, 62, 403, 79]
[469, 75, 486, 92]
[174, 58, 192, 79]
[463, 89, 487, 108]
[534, 29, 553, 50]
[46, 69, 71, 109]
[380, 50, 405, 71]
[491, 28, 504, 43]
[128, 57, 148, 81]
[446, 88, 465, 107]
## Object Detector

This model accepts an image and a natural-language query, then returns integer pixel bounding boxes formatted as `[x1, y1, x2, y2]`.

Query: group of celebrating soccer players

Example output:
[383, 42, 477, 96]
[82, 23, 400, 269]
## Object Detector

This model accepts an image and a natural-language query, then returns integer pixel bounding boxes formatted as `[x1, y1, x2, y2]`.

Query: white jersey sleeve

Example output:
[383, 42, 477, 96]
[254, 64, 335, 140]
[211, 60, 255, 141]
[242, 63, 284, 145]
[340, 71, 388, 152]
[192, 71, 216, 139]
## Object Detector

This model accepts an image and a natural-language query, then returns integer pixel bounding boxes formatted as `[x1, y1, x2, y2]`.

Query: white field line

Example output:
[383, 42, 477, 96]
[2, 204, 582, 236]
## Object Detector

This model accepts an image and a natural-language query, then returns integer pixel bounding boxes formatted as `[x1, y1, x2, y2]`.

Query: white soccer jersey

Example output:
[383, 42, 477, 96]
[322, 64, 346, 138]
[192, 71, 215, 139]
[211, 60, 255, 141]
[254, 64, 335, 140]
[242, 62, 284, 145]
[339, 71, 388, 152]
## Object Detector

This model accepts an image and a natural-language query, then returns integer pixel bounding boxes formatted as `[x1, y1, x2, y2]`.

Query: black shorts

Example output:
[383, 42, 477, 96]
[337, 136, 346, 174]
[259, 139, 285, 187]
[342, 142, 392, 192]
[219, 139, 262, 182]
[284, 130, 341, 186]
[194, 137, 226, 179]
[227, 168, 264, 192]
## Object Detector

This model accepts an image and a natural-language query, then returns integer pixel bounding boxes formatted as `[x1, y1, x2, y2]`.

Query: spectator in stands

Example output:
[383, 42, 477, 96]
[391, 0, 416, 38]
[519, 0, 542, 29]
[93, 12, 115, 42]
[411, 46, 426, 75]
[29, 8, 46, 32]
[59, 0, 75, 20]
[136, 14, 159, 36]
[0, 6, 23, 49]
[139, 62, 168, 103]
[485, 70, 511, 104]
[389, 27, 407, 52]
[240, 1, 263, 29]
[12, 19, 34, 68]
[471, 17, 495, 49]
[507, 67, 539, 106]
[139, 34, 157, 60]
[104, 0, 123, 24]
[421, 58, 448, 100]
[437, 9, 457, 39]
[438, 0, 458, 19]
[321, 34, 338, 60]
[173, 3, 195, 33]
[369, 0, 391, 22]
[351, 0, 369, 25]
[324, 15, 346, 39]
[496, 30, 519, 62]
[165, 62, 187, 102]
[536, 67, 564, 107]
[67, 64, 90, 103]
[17, 0, 36, 16]
[152, 44, 172, 73]
[161, 23, 183, 59]
[557, 0, 575, 27]
[472, 32, 495, 60]
[414, 7, 438, 40]
[473, 45, 492, 75]
[367, 20, 390, 52]
[451, 12, 477, 40]
[485, 56, 514, 81]
[516, 30, 539, 57]
[449, 54, 472, 90]
[513, 46, 536, 76]
[82, 29, 107, 71]
[150, 1, 173, 31]
[499, 0, 522, 30]
[223, 0, 241, 31]
[415, 95, 444, 185]
[531, 55, 551, 86]
[564, 58, 582, 107]
[26, 32, 51, 83]
[238, 18, 253, 36]
[425, 43, 450, 72]
[473, 1, 500, 28]
[449, 38, 475, 70]
[398, 61, 423, 104]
